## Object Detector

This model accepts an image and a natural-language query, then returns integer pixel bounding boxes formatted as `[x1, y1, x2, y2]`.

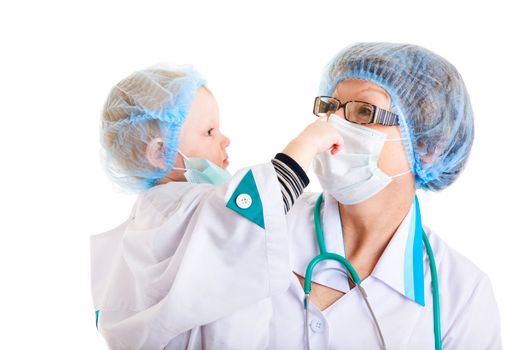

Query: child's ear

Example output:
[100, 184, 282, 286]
[146, 138, 166, 169]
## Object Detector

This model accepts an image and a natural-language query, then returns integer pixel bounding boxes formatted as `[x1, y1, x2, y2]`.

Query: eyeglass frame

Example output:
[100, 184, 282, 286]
[313, 96, 399, 126]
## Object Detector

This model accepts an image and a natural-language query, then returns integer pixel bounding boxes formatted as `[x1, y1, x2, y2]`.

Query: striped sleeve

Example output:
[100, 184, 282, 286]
[271, 153, 310, 213]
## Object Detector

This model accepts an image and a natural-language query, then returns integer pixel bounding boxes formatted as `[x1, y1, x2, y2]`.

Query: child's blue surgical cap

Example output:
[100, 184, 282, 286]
[320, 43, 474, 191]
[100, 64, 206, 192]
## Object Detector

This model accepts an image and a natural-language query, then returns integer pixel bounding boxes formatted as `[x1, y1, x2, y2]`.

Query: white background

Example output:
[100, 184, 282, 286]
[0, 0, 523, 348]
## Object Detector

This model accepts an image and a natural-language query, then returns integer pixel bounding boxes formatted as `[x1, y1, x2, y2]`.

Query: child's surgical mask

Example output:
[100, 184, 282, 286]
[172, 151, 231, 185]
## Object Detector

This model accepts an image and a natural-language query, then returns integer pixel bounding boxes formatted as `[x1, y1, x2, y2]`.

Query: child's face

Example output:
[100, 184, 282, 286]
[178, 87, 230, 169]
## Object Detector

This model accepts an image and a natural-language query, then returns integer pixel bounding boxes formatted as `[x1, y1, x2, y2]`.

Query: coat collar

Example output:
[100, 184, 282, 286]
[291, 193, 425, 306]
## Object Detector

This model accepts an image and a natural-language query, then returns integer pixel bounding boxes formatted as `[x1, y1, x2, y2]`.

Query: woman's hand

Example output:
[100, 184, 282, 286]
[282, 116, 343, 172]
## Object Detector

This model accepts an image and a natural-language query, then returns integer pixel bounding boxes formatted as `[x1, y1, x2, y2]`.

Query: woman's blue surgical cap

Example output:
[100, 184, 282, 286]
[100, 64, 206, 192]
[320, 43, 474, 191]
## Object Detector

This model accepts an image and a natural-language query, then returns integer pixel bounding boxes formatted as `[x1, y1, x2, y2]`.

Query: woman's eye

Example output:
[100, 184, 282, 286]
[328, 102, 339, 111]
[358, 107, 373, 116]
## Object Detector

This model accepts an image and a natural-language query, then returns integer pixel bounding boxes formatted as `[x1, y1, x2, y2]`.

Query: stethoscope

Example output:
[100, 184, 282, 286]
[303, 193, 442, 350]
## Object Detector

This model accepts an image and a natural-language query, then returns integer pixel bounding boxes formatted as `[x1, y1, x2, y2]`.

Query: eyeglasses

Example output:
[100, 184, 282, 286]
[313, 96, 399, 126]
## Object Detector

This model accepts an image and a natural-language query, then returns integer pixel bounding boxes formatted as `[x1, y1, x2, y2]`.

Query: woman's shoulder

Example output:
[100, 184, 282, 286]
[424, 226, 497, 327]
[424, 227, 501, 345]
[425, 226, 488, 288]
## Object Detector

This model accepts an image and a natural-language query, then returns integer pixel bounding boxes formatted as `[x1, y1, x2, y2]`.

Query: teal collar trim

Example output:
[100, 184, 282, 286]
[403, 197, 425, 306]
[226, 170, 265, 229]
[370, 196, 425, 306]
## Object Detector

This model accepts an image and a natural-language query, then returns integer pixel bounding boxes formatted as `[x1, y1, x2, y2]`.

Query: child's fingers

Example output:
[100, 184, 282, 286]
[330, 133, 344, 155]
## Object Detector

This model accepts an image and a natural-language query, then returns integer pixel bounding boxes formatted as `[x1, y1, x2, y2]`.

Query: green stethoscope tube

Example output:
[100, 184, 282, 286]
[303, 193, 442, 350]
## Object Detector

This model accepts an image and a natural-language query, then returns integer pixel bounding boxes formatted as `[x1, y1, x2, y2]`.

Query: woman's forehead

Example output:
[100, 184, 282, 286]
[334, 79, 388, 96]
[333, 79, 392, 108]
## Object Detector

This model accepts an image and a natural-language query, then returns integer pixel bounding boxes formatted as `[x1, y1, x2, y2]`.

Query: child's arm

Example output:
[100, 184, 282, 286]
[272, 116, 342, 213]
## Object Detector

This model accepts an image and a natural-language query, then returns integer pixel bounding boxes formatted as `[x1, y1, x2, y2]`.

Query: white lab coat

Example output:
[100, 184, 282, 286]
[91, 163, 290, 349]
[91, 162, 501, 349]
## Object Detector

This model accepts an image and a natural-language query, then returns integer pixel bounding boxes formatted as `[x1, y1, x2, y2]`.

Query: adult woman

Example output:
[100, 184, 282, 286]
[92, 43, 501, 349]
[282, 42, 501, 349]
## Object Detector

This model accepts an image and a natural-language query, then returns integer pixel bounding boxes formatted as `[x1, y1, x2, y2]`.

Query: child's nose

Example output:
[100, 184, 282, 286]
[222, 135, 231, 148]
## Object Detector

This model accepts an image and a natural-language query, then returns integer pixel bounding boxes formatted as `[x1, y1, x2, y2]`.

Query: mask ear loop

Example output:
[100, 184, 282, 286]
[171, 151, 189, 171]
[178, 150, 189, 160]
[159, 151, 191, 184]
[384, 137, 404, 142]
[391, 169, 412, 178]
[383, 138, 412, 180]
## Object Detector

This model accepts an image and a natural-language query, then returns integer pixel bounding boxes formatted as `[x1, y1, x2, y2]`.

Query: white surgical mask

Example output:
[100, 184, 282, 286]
[313, 116, 411, 205]
[172, 151, 231, 185]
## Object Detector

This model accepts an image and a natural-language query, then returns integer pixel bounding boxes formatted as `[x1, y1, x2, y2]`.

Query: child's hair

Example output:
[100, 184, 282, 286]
[100, 64, 206, 192]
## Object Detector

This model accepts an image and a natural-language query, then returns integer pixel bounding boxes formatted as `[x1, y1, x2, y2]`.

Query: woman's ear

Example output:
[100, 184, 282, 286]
[146, 138, 166, 169]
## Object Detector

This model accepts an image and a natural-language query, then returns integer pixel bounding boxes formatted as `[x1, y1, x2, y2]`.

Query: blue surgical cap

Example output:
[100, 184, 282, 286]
[320, 43, 474, 191]
[100, 64, 206, 192]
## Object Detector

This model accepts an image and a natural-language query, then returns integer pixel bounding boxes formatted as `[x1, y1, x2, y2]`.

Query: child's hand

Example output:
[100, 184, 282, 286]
[282, 116, 344, 172]
[296, 116, 344, 155]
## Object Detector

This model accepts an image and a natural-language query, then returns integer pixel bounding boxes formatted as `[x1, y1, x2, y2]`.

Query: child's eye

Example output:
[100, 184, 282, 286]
[207, 128, 214, 136]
